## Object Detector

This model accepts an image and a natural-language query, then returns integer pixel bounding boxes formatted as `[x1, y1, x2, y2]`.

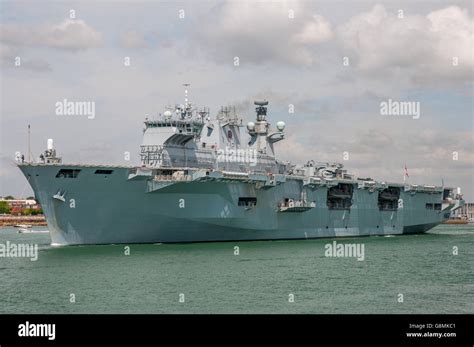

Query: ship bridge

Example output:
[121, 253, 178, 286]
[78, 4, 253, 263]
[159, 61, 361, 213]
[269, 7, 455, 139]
[144, 119, 204, 146]
[139, 93, 287, 173]
[142, 103, 206, 146]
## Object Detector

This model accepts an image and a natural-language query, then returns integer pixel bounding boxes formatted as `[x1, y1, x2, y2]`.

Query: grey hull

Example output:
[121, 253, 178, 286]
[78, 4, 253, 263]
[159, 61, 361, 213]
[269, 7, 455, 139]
[19, 164, 452, 246]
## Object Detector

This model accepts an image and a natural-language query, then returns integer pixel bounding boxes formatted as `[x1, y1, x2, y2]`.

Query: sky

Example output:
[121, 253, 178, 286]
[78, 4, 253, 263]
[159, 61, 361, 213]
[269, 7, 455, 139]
[0, 0, 473, 200]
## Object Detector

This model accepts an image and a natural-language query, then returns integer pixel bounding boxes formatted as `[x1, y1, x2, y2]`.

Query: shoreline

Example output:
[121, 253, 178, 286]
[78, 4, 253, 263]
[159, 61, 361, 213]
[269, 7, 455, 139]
[0, 215, 47, 227]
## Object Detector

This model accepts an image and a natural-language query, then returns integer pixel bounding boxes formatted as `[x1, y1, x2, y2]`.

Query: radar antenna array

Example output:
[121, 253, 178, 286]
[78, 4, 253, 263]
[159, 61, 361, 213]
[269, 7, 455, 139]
[254, 100, 268, 120]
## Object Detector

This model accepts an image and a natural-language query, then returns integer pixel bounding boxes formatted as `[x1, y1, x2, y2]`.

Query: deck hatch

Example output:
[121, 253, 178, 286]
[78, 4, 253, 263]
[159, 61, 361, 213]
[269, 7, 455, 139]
[95, 169, 114, 175]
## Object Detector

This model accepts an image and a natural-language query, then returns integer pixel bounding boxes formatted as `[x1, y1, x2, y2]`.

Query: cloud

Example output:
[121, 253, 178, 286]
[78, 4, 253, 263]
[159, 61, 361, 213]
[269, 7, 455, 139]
[0, 43, 51, 71]
[350, 129, 394, 152]
[276, 116, 473, 187]
[191, 2, 473, 88]
[293, 14, 333, 44]
[193, 1, 333, 66]
[0, 43, 15, 59]
[19, 58, 52, 72]
[337, 5, 474, 85]
[0, 19, 102, 50]
[119, 30, 149, 49]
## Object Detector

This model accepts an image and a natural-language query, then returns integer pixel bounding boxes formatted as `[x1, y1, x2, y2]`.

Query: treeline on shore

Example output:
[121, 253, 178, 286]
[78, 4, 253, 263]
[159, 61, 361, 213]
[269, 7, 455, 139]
[0, 197, 43, 216]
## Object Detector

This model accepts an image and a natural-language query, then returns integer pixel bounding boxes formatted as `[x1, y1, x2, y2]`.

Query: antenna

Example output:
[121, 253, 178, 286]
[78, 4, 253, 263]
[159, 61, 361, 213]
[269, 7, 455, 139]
[27, 124, 31, 163]
[183, 83, 190, 107]
[254, 100, 268, 121]
[197, 107, 209, 122]
[222, 106, 230, 118]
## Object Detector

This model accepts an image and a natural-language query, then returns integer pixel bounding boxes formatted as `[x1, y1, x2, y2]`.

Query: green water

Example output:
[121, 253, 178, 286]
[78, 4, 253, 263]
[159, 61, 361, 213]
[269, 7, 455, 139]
[0, 225, 472, 314]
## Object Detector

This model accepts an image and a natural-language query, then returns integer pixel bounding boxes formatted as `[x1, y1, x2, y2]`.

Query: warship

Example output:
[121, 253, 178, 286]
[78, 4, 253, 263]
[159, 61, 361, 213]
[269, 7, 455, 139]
[17, 96, 464, 245]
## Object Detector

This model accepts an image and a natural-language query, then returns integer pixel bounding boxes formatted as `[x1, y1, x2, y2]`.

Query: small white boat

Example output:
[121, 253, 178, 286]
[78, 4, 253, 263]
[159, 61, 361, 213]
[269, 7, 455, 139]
[14, 224, 32, 229]
[17, 225, 32, 233]
[17, 226, 49, 234]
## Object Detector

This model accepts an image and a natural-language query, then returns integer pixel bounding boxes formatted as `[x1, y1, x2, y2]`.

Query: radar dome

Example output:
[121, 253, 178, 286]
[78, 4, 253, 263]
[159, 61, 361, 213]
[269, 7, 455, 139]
[247, 121, 255, 131]
[276, 121, 285, 131]
[163, 110, 172, 118]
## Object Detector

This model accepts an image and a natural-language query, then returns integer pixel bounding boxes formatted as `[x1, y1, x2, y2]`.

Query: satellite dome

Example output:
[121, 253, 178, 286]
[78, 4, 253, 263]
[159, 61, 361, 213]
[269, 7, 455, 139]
[276, 121, 285, 131]
[247, 121, 255, 131]
[163, 110, 172, 118]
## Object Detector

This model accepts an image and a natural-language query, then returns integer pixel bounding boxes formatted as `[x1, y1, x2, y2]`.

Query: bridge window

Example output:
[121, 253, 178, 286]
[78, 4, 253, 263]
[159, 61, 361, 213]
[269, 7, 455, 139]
[427, 203, 441, 210]
[55, 169, 81, 178]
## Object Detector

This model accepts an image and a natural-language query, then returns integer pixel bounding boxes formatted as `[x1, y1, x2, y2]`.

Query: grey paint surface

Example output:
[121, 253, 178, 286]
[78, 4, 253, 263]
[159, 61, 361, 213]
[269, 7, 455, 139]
[18, 164, 457, 245]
